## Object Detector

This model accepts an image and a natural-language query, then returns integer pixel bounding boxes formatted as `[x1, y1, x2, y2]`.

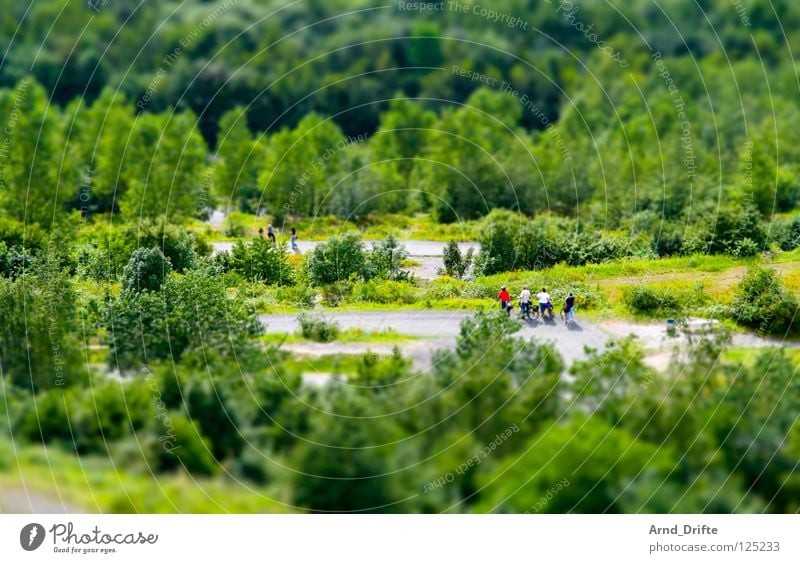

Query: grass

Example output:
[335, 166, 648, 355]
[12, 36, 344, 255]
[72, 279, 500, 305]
[722, 346, 800, 368]
[0, 439, 291, 513]
[261, 326, 421, 345]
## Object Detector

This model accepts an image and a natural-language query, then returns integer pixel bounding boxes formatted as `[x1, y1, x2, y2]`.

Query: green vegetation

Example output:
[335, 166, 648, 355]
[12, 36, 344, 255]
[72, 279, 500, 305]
[1, 0, 800, 515]
[297, 314, 340, 343]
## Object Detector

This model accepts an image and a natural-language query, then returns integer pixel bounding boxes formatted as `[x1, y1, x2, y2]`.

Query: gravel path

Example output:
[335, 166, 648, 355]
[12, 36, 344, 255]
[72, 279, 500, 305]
[261, 311, 797, 370]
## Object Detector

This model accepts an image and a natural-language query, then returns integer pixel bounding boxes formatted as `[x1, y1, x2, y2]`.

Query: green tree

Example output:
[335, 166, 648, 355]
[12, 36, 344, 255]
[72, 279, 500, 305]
[120, 247, 172, 294]
[0, 78, 63, 226]
[229, 237, 294, 285]
[305, 233, 366, 286]
[105, 270, 260, 372]
[120, 111, 208, 221]
[370, 96, 435, 211]
[258, 113, 345, 218]
[214, 106, 260, 212]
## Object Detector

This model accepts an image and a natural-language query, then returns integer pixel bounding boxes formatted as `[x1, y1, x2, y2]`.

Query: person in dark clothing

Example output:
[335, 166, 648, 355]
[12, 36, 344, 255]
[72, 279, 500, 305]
[561, 292, 576, 321]
[267, 224, 276, 243]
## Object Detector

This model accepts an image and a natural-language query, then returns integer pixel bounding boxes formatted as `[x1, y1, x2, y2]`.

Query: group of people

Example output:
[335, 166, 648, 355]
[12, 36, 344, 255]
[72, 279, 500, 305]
[498, 285, 576, 322]
[258, 224, 300, 252]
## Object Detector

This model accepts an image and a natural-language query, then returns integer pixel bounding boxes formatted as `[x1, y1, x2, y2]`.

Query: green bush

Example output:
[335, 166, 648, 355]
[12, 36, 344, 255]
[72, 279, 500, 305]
[298, 314, 339, 342]
[0, 265, 82, 391]
[132, 221, 199, 272]
[224, 212, 248, 237]
[0, 241, 31, 278]
[732, 266, 799, 336]
[621, 283, 706, 316]
[320, 279, 353, 307]
[622, 285, 680, 315]
[306, 233, 366, 286]
[120, 247, 172, 294]
[145, 412, 219, 476]
[353, 278, 417, 304]
[365, 234, 410, 280]
[106, 270, 261, 371]
[441, 241, 474, 278]
[229, 237, 295, 285]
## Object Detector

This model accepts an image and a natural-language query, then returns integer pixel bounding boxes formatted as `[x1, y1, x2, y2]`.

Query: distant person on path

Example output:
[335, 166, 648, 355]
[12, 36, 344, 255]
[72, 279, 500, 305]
[561, 292, 576, 321]
[519, 285, 532, 318]
[267, 224, 276, 243]
[498, 285, 511, 315]
[537, 287, 553, 318]
[290, 228, 299, 252]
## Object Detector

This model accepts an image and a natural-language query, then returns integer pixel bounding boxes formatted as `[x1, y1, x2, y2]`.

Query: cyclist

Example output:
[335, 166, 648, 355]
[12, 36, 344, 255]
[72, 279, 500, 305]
[561, 292, 576, 322]
[498, 285, 511, 315]
[518, 285, 532, 319]
[536, 287, 553, 319]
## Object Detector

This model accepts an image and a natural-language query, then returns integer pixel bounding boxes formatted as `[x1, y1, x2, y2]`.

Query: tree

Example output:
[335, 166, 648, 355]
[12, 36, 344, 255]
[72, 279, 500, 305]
[370, 96, 435, 211]
[63, 88, 135, 214]
[365, 234, 409, 280]
[0, 254, 81, 391]
[0, 78, 64, 226]
[120, 247, 172, 294]
[105, 270, 261, 372]
[214, 106, 260, 212]
[258, 113, 345, 218]
[229, 237, 295, 285]
[305, 233, 366, 286]
[120, 110, 208, 221]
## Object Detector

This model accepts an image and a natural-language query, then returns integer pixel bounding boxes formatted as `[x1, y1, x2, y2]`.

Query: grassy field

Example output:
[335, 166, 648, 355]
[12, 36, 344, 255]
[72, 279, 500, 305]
[0, 439, 291, 513]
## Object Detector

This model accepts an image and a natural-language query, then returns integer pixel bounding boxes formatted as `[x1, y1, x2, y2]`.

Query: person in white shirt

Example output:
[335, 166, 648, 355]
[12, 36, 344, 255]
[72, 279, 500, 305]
[519, 286, 532, 318]
[536, 287, 553, 318]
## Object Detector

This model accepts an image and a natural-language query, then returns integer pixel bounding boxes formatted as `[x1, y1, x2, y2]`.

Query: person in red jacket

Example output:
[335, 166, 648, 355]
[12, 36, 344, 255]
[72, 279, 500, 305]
[498, 285, 511, 315]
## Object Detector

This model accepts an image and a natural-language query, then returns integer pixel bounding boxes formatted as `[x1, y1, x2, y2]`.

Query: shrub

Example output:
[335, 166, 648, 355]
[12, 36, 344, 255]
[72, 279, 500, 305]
[131, 221, 199, 272]
[120, 247, 172, 294]
[621, 284, 701, 316]
[229, 237, 295, 285]
[106, 270, 262, 372]
[0, 241, 31, 278]
[298, 314, 339, 342]
[145, 412, 219, 476]
[365, 234, 410, 280]
[224, 212, 248, 237]
[354, 278, 417, 304]
[732, 266, 799, 336]
[0, 264, 82, 391]
[320, 280, 353, 306]
[441, 241, 473, 278]
[306, 233, 365, 285]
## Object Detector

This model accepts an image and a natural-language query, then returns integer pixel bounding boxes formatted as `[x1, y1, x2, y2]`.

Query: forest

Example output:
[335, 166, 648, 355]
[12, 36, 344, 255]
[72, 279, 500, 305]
[0, 0, 799, 513]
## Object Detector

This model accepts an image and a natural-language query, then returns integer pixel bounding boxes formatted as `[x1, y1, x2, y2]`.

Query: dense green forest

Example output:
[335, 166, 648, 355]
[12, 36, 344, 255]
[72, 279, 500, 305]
[1, 0, 799, 513]
[1, 0, 799, 231]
